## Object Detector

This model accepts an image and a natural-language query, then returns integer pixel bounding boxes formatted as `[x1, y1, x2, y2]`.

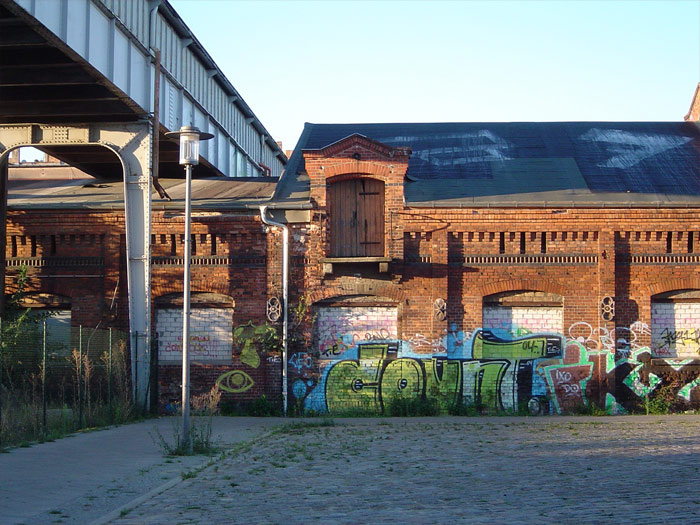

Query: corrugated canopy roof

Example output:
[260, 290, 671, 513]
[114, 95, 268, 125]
[277, 122, 700, 207]
[8, 177, 278, 211]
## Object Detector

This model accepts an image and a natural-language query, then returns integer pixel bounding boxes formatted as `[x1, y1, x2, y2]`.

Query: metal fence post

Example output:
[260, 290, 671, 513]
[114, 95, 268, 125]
[78, 325, 83, 429]
[0, 317, 3, 448]
[42, 320, 47, 436]
[108, 327, 113, 424]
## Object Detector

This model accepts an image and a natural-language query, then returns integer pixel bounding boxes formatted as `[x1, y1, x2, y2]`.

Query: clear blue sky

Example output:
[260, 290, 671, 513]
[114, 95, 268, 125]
[170, 0, 699, 152]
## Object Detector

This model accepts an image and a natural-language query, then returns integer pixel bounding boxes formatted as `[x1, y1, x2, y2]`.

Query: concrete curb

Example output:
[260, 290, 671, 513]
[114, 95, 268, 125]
[90, 476, 183, 525]
[90, 428, 279, 524]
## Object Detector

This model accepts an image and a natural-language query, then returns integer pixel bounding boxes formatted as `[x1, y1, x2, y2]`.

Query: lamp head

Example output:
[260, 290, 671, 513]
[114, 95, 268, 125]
[165, 126, 214, 166]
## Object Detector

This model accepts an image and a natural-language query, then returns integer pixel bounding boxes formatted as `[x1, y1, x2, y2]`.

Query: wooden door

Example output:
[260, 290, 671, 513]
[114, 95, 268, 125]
[329, 178, 384, 257]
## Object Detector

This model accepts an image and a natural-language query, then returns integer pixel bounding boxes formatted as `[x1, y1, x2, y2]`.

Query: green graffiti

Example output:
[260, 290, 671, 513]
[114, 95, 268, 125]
[622, 348, 661, 398]
[477, 361, 510, 411]
[326, 360, 382, 412]
[216, 370, 255, 393]
[678, 376, 700, 402]
[605, 393, 628, 415]
[424, 358, 462, 411]
[241, 345, 260, 368]
[472, 330, 561, 359]
[307, 331, 700, 416]
[233, 322, 280, 369]
[381, 359, 423, 404]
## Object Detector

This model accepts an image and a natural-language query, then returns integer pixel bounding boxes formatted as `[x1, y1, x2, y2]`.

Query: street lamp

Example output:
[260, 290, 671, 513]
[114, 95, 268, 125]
[165, 126, 213, 452]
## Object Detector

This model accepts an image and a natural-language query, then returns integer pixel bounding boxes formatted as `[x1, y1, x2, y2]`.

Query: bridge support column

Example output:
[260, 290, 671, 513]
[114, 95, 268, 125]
[0, 122, 153, 409]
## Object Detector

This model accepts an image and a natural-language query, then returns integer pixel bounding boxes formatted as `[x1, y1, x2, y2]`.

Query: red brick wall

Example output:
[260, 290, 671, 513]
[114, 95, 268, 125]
[7, 166, 700, 413]
[293, 135, 700, 413]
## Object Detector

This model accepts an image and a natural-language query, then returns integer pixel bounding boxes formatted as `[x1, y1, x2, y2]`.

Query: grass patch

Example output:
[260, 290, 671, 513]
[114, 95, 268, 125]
[274, 418, 336, 434]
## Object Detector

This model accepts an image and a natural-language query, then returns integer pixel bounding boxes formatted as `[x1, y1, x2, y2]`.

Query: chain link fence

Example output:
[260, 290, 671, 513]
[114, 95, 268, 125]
[0, 318, 132, 448]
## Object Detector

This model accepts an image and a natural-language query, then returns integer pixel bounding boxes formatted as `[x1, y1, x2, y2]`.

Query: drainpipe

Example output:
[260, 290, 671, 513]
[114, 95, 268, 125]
[259, 205, 288, 416]
[147, 0, 161, 51]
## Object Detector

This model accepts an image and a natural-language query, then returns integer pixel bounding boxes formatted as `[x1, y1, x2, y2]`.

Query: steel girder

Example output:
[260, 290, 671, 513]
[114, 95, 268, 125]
[0, 122, 152, 408]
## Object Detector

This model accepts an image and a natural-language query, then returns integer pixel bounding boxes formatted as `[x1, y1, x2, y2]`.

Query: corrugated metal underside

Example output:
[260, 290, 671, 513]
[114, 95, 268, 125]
[2, 0, 285, 178]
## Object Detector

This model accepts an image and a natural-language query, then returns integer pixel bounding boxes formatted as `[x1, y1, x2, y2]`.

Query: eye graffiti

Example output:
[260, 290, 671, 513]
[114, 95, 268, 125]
[216, 370, 255, 393]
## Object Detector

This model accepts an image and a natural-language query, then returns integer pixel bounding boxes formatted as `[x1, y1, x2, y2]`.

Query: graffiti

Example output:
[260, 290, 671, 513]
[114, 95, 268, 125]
[157, 308, 233, 362]
[161, 334, 224, 360]
[241, 345, 260, 368]
[315, 307, 397, 360]
[266, 355, 281, 363]
[299, 326, 700, 415]
[216, 370, 255, 393]
[541, 343, 593, 413]
[289, 352, 314, 371]
[655, 328, 700, 356]
[232, 322, 280, 369]
[567, 321, 650, 356]
[472, 330, 561, 359]
[319, 327, 394, 358]
[407, 333, 446, 353]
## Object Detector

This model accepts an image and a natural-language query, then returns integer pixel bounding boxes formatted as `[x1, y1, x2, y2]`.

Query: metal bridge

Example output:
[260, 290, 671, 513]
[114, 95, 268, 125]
[0, 0, 287, 406]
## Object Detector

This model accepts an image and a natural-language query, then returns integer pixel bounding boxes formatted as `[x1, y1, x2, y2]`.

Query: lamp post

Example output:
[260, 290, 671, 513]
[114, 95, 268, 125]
[165, 126, 213, 452]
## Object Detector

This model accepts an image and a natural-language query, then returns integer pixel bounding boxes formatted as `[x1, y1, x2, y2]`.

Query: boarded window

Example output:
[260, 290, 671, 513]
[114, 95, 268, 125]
[314, 304, 398, 360]
[329, 178, 384, 257]
[483, 291, 564, 335]
[651, 290, 700, 358]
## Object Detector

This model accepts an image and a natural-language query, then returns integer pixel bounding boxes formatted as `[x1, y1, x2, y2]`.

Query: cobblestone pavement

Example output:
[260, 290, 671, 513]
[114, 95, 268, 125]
[109, 415, 700, 524]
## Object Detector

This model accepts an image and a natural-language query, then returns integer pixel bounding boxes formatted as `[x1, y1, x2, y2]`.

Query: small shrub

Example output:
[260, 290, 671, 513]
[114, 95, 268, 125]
[387, 395, 440, 417]
[249, 395, 282, 417]
[191, 385, 221, 415]
[219, 395, 282, 417]
[150, 416, 217, 456]
[569, 402, 608, 417]
[448, 400, 481, 416]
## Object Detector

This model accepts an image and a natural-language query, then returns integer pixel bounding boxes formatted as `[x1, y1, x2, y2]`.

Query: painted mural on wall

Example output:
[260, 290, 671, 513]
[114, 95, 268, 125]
[293, 323, 700, 415]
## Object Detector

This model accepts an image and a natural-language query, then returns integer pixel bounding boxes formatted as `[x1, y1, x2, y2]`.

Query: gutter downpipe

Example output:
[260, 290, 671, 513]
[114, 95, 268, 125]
[259, 205, 288, 416]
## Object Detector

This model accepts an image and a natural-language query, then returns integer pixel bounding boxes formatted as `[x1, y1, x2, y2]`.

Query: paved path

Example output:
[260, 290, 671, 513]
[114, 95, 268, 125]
[0, 417, 282, 524]
[2, 415, 700, 524]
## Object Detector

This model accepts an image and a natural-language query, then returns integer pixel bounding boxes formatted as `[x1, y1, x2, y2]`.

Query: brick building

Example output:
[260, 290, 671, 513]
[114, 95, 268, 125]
[275, 119, 700, 415]
[6, 106, 700, 415]
[5, 172, 282, 409]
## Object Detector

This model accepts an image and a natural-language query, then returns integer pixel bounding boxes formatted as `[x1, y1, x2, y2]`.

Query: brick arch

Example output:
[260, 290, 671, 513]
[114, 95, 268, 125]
[326, 172, 386, 185]
[478, 278, 567, 299]
[323, 161, 391, 180]
[307, 282, 407, 305]
[152, 285, 235, 303]
[648, 277, 700, 297]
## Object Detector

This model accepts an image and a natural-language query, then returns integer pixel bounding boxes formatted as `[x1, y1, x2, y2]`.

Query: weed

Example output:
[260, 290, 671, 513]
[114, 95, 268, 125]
[387, 395, 440, 417]
[448, 400, 481, 416]
[150, 416, 218, 456]
[643, 383, 686, 415]
[568, 402, 609, 416]
[220, 394, 282, 417]
[274, 418, 335, 434]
